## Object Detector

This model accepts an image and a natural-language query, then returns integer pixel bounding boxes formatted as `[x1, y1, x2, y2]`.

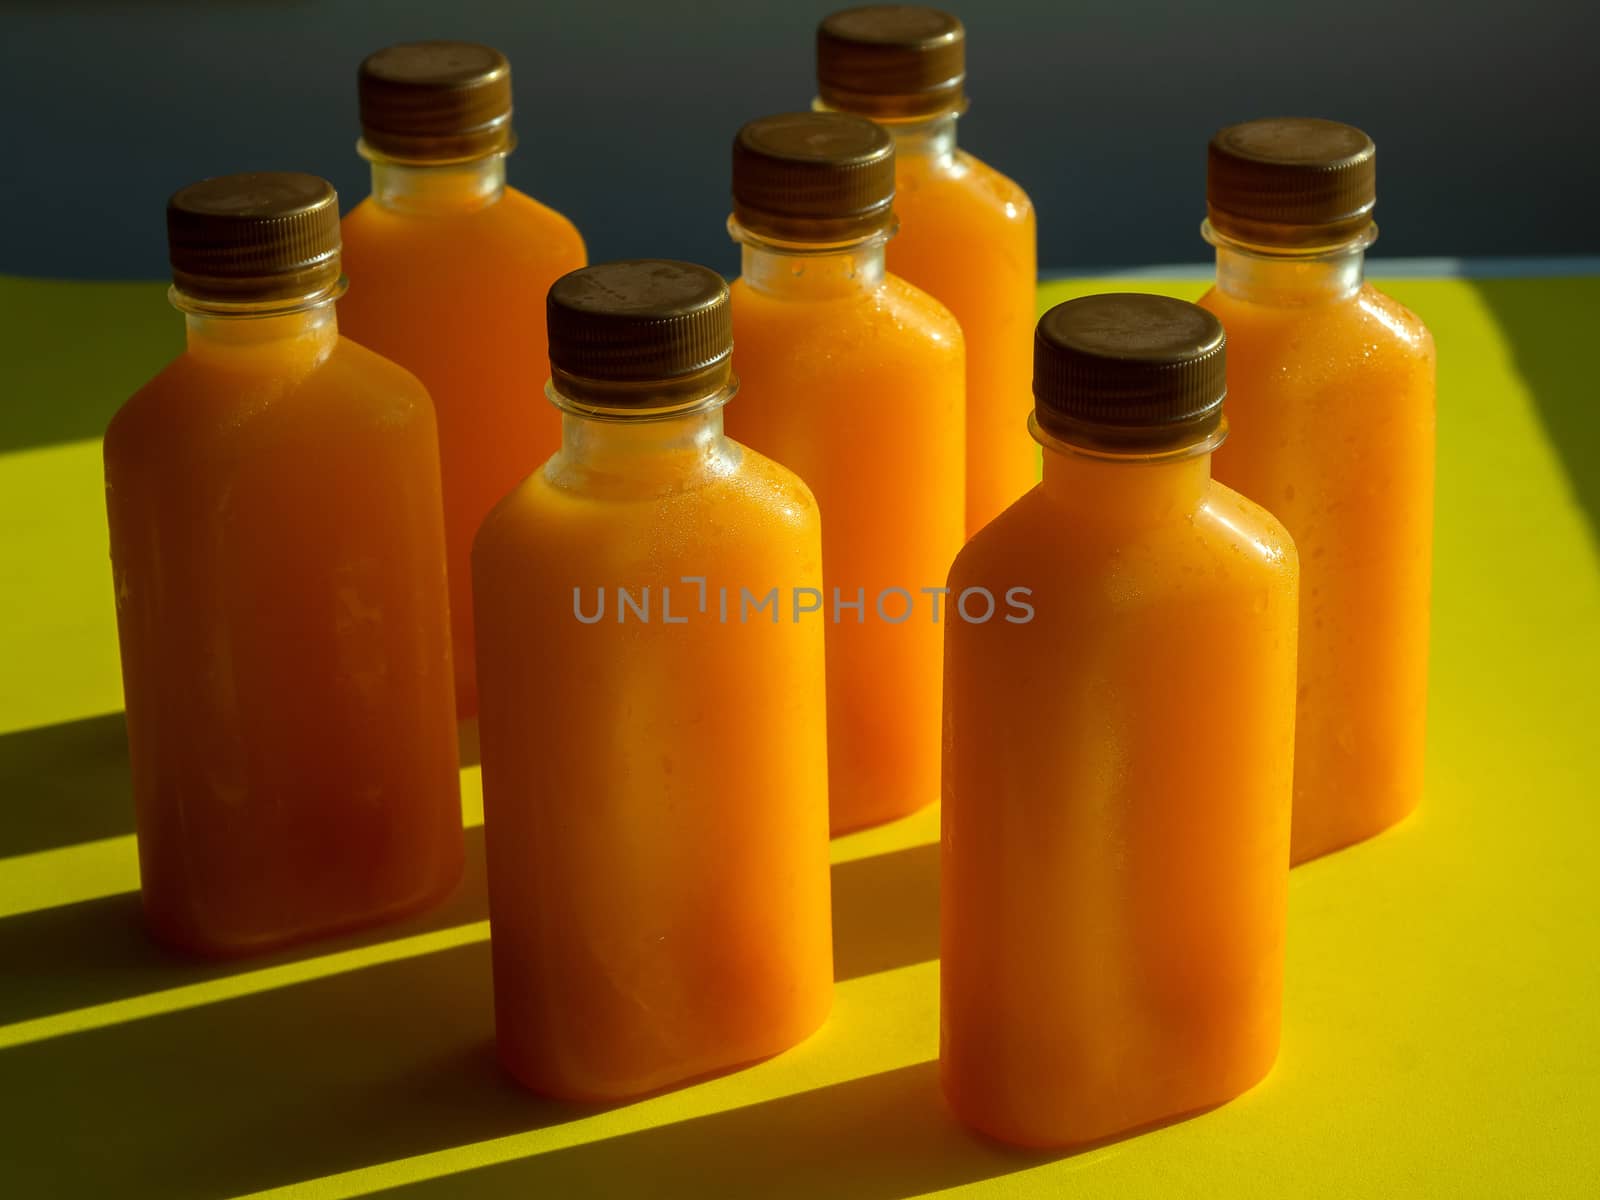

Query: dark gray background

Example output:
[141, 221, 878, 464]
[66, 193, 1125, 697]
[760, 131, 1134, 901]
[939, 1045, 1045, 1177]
[1, 0, 1595, 279]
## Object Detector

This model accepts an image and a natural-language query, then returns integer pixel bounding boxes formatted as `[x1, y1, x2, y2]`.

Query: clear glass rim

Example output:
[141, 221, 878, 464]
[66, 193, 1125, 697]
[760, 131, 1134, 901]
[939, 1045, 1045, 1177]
[810, 95, 968, 125]
[1029, 412, 1229, 464]
[546, 376, 740, 424]
[1202, 218, 1378, 261]
[169, 277, 347, 318]
[355, 138, 516, 168]
[727, 214, 897, 256]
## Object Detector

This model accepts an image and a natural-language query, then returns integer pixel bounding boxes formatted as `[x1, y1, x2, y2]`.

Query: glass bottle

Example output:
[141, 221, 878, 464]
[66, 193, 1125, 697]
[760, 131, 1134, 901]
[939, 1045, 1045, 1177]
[817, 6, 1037, 535]
[473, 260, 833, 1100]
[1198, 117, 1436, 864]
[942, 294, 1298, 1147]
[340, 41, 587, 717]
[104, 172, 462, 956]
[724, 111, 966, 834]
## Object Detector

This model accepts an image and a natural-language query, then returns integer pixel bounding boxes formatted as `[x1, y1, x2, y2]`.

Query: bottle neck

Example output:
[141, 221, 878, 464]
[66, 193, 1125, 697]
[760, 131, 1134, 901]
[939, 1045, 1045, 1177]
[817, 99, 960, 172]
[738, 236, 887, 300]
[182, 298, 339, 367]
[883, 112, 959, 172]
[1213, 240, 1366, 305]
[369, 154, 507, 215]
[546, 401, 739, 496]
[1039, 436, 1213, 527]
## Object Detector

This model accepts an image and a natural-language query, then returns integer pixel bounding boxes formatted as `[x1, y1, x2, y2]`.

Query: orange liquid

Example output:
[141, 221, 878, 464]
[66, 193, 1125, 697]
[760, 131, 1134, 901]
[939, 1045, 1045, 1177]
[340, 168, 585, 716]
[1201, 271, 1435, 863]
[103, 308, 462, 957]
[888, 139, 1037, 535]
[727, 253, 965, 833]
[941, 450, 1298, 1147]
[472, 412, 833, 1100]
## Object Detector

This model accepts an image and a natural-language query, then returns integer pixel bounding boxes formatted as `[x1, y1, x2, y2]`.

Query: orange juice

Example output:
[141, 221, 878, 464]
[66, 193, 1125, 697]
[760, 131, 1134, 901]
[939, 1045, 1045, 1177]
[104, 173, 461, 957]
[1198, 118, 1435, 863]
[942, 295, 1298, 1147]
[723, 112, 965, 834]
[817, 6, 1037, 535]
[339, 42, 586, 716]
[473, 261, 833, 1100]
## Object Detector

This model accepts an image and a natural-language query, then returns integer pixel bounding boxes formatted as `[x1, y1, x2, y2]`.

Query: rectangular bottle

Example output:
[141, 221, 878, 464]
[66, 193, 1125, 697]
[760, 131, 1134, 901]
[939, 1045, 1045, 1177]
[104, 173, 462, 956]
[1199, 118, 1436, 864]
[339, 42, 587, 717]
[473, 261, 834, 1100]
[724, 112, 966, 834]
[817, 6, 1038, 535]
[942, 295, 1298, 1147]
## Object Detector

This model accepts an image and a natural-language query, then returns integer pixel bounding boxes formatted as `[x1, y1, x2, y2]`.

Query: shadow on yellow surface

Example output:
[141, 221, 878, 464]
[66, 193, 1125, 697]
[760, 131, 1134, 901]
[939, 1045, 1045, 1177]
[0, 277, 176, 455]
[0, 836, 942, 1197]
[1, 938, 563, 1196]
[0, 825, 490, 1026]
[1469, 278, 1600, 542]
[0, 832, 937, 1025]
[0, 712, 133, 856]
[0, 714, 488, 859]
[458, 716, 482, 767]
[1, 994, 1053, 1199]
[365, 1061, 1056, 1200]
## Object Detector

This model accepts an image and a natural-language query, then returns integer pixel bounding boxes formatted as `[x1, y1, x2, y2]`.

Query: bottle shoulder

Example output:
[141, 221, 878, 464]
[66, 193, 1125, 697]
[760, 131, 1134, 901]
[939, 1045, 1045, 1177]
[340, 193, 380, 233]
[897, 150, 1035, 231]
[107, 335, 432, 467]
[104, 352, 193, 466]
[497, 186, 587, 254]
[724, 439, 821, 515]
[490, 437, 818, 520]
[339, 195, 381, 238]
[1357, 283, 1436, 358]
[952, 482, 1298, 596]
[730, 273, 965, 360]
[880, 274, 967, 352]
[947, 487, 1043, 584]
[953, 150, 1035, 218]
[1203, 281, 1436, 398]
[475, 440, 821, 563]
[1202, 279, 1432, 352]
[341, 188, 586, 264]
[1196, 481, 1300, 584]
[325, 334, 434, 406]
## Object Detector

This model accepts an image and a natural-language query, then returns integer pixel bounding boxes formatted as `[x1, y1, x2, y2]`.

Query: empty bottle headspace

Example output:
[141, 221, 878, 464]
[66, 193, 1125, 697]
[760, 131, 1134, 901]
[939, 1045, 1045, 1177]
[358, 41, 514, 164]
[1207, 117, 1376, 249]
[732, 112, 895, 243]
[166, 171, 341, 304]
[817, 5, 966, 119]
[1033, 294, 1227, 453]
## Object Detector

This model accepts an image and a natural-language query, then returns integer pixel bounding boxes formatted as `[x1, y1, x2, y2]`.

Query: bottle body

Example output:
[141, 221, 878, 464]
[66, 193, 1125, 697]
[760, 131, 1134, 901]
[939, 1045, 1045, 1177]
[941, 448, 1298, 1147]
[726, 243, 965, 833]
[886, 118, 1037, 536]
[1200, 249, 1435, 863]
[339, 159, 586, 717]
[472, 408, 834, 1100]
[104, 306, 463, 956]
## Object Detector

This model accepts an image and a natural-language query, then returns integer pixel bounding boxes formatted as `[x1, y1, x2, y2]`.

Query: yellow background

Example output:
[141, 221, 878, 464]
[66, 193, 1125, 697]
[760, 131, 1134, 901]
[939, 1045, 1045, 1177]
[1, 273, 1596, 1197]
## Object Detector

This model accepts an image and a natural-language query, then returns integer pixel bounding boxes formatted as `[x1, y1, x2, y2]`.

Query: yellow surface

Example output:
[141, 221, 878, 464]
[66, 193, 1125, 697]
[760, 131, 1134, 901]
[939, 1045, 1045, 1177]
[2, 273, 1597, 1197]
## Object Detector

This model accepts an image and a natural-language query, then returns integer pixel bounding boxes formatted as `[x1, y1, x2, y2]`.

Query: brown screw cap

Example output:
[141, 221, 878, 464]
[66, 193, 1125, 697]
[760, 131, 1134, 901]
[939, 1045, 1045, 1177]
[1208, 117, 1376, 249]
[547, 260, 733, 410]
[817, 6, 965, 118]
[732, 112, 895, 242]
[358, 41, 514, 164]
[1033, 294, 1226, 453]
[166, 172, 341, 304]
